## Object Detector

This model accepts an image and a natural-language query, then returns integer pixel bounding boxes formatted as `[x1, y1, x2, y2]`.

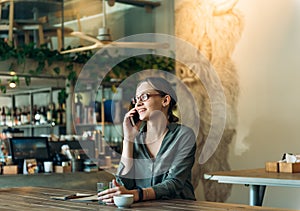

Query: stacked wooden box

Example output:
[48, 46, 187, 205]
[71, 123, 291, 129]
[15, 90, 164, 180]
[265, 161, 300, 173]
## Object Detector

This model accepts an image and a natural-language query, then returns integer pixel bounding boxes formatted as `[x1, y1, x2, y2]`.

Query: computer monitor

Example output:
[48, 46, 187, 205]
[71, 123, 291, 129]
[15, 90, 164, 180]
[9, 137, 51, 164]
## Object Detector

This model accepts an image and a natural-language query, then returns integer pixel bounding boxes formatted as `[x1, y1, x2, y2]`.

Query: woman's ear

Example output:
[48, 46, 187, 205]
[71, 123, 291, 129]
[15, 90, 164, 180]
[162, 95, 171, 107]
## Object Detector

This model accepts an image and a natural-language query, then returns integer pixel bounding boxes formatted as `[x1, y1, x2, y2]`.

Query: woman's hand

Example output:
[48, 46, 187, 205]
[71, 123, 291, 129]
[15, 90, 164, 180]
[97, 179, 138, 205]
[123, 108, 140, 141]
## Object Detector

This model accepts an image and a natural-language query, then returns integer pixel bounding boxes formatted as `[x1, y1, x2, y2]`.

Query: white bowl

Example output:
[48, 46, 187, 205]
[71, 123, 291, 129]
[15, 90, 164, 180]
[113, 194, 134, 208]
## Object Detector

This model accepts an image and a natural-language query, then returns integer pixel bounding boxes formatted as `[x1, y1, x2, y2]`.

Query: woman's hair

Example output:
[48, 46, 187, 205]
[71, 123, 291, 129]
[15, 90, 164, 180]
[137, 77, 179, 123]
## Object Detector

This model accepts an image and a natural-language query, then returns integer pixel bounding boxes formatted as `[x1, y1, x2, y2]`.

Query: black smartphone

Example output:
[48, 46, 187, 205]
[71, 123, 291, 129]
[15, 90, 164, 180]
[129, 99, 139, 126]
[130, 111, 140, 127]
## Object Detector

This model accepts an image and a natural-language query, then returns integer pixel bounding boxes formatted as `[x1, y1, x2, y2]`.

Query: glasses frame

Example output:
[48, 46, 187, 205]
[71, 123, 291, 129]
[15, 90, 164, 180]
[132, 93, 163, 105]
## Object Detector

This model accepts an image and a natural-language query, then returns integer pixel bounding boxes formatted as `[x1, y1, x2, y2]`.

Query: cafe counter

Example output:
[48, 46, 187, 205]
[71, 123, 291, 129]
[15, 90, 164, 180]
[0, 170, 114, 191]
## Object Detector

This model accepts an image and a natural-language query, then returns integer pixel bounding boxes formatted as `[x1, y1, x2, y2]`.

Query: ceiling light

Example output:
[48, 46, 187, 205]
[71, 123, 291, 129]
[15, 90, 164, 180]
[8, 75, 19, 88]
[9, 81, 16, 88]
[10, 71, 16, 75]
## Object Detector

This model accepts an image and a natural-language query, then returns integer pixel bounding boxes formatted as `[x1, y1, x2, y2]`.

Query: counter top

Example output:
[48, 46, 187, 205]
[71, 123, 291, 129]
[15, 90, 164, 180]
[0, 170, 115, 191]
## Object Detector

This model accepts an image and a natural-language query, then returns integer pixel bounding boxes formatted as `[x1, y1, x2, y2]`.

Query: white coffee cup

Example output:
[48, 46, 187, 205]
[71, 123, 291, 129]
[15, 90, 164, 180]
[44, 161, 53, 173]
[113, 194, 134, 208]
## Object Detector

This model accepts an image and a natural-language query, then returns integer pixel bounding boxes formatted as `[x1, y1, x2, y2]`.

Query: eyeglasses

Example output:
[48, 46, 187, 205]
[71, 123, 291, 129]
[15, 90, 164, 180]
[132, 93, 162, 104]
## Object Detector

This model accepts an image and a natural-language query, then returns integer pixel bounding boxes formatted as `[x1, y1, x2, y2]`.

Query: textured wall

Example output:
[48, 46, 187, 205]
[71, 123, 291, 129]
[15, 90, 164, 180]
[175, 0, 244, 201]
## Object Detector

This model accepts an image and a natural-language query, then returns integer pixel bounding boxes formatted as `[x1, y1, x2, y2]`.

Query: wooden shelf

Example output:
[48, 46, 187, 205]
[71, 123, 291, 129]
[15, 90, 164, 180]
[113, 0, 161, 8]
[0, 124, 65, 129]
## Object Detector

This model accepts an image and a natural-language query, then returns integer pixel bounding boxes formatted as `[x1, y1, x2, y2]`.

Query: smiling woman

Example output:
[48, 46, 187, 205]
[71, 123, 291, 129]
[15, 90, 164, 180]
[98, 76, 196, 205]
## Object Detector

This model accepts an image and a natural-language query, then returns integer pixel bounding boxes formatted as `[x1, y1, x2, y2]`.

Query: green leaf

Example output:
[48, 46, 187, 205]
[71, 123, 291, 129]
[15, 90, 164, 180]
[67, 71, 77, 83]
[25, 76, 31, 86]
[58, 88, 68, 104]
[0, 85, 6, 93]
[53, 67, 60, 75]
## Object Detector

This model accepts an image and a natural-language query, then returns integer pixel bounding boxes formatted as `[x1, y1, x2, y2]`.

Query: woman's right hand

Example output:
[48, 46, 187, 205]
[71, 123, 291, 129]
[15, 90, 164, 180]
[123, 108, 140, 141]
[98, 179, 139, 204]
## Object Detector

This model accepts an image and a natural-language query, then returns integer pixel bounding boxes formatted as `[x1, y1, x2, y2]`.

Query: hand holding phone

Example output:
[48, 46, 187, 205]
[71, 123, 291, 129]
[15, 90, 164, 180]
[130, 111, 140, 126]
[128, 99, 140, 127]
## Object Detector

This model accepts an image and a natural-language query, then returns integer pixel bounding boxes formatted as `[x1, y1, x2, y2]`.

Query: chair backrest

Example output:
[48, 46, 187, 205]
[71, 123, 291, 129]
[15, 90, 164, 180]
[0, 0, 15, 44]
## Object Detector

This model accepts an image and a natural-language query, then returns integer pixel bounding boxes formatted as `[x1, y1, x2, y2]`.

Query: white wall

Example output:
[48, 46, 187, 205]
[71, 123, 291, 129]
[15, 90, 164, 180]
[229, 0, 300, 209]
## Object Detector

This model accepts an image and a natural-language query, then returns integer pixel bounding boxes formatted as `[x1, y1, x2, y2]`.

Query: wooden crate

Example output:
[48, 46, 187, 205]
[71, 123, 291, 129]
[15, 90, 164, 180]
[279, 162, 300, 173]
[265, 162, 279, 172]
[54, 166, 71, 173]
[3, 165, 18, 175]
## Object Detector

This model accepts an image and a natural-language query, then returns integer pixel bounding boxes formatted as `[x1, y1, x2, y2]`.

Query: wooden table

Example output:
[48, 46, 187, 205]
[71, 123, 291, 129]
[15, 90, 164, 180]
[0, 186, 295, 211]
[204, 168, 300, 206]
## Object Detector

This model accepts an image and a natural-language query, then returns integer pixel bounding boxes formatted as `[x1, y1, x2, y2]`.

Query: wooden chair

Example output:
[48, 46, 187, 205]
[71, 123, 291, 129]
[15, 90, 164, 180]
[0, 2, 81, 51]
[0, 0, 18, 46]
[0, 0, 46, 47]
[42, 9, 82, 51]
[18, 16, 48, 47]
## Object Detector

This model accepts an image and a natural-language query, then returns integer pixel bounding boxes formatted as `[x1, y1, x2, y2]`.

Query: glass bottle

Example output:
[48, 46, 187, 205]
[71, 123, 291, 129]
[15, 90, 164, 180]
[75, 94, 83, 124]
[46, 103, 53, 123]
[1, 106, 6, 125]
[61, 103, 66, 125]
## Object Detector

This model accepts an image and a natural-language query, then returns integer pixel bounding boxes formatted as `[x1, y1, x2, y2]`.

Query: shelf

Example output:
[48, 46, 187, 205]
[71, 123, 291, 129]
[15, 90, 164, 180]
[0, 87, 66, 136]
[112, 0, 161, 8]
[75, 122, 120, 127]
[2, 124, 65, 129]
[0, 87, 63, 97]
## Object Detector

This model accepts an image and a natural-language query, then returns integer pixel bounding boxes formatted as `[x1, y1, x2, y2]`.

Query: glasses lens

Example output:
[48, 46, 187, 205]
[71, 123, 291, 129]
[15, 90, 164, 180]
[140, 94, 149, 102]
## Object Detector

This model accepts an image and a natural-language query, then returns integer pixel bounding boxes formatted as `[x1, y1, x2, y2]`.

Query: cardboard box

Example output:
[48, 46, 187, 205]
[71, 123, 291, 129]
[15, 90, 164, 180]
[3, 165, 18, 175]
[265, 162, 279, 172]
[54, 166, 71, 173]
[279, 162, 300, 173]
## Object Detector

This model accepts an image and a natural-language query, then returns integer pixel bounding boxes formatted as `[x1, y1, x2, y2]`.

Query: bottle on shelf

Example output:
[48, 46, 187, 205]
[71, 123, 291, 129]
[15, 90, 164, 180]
[6, 107, 11, 126]
[83, 99, 95, 124]
[0, 107, 5, 126]
[16, 107, 21, 126]
[94, 100, 101, 123]
[21, 106, 29, 125]
[26, 105, 31, 125]
[75, 94, 83, 124]
[46, 103, 53, 124]
[61, 103, 66, 125]
[56, 103, 61, 125]
[0, 107, 2, 125]
[56, 103, 66, 125]
[52, 103, 57, 125]
[39, 106, 47, 124]
[88, 100, 95, 124]
[83, 105, 88, 124]
[12, 107, 18, 126]
[33, 105, 40, 125]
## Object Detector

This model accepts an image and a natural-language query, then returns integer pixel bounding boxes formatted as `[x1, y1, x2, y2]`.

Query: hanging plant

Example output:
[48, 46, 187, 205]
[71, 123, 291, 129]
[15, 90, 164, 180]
[0, 39, 93, 93]
[58, 88, 68, 105]
[0, 39, 175, 94]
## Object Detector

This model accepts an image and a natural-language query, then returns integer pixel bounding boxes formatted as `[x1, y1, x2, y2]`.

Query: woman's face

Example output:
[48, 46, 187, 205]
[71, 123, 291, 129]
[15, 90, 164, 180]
[135, 82, 166, 121]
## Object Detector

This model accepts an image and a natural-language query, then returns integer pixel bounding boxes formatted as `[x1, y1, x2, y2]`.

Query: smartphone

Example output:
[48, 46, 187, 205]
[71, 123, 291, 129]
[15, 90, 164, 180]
[130, 111, 140, 127]
[129, 100, 140, 126]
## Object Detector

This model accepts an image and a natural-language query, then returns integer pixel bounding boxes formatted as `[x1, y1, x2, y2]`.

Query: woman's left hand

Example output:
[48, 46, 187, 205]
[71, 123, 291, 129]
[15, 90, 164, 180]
[98, 179, 137, 205]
